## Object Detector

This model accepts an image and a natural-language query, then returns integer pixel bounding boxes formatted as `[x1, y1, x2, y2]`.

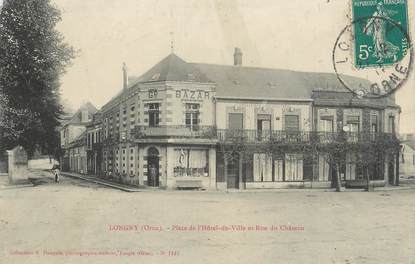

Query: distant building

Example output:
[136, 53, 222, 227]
[399, 134, 415, 177]
[86, 111, 103, 176]
[63, 49, 401, 189]
[60, 102, 97, 172]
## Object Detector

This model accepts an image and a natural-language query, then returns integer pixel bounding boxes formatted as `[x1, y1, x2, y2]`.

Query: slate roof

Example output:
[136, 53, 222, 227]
[193, 63, 373, 99]
[135, 53, 213, 84]
[135, 53, 373, 100]
[104, 53, 397, 105]
[68, 130, 87, 148]
[61, 102, 97, 127]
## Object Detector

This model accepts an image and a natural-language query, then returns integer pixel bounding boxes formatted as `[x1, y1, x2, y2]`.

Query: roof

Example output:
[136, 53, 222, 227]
[135, 53, 213, 84]
[103, 53, 397, 107]
[136, 53, 373, 99]
[61, 102, 97, 127]
[192, 63, 372, 100]
[68, 130, 87, 148]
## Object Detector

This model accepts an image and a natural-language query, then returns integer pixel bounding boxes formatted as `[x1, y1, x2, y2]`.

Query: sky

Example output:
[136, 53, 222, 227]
[51, 0, 414, 132]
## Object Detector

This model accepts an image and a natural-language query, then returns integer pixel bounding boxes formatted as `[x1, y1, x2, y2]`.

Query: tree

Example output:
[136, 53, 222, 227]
[0, 0, 74, 157]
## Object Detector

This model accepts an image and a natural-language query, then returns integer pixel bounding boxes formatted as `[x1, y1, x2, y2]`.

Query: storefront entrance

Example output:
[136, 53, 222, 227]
[147, 147, 159, 187]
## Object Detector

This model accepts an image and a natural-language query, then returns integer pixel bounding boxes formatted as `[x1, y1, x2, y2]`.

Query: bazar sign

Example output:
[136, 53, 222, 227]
[175, 89, 210, 100]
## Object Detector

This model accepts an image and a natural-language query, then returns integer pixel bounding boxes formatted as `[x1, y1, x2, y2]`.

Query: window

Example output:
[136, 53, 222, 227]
[346, 116, 360, 132]
[285, 154, 304, 181]
[257, 114, 271, 141]
[185, 104, 200, 130]
[388, 115, 395, 134]
[148, 103, 160, 127]
[174, 149, 208, 177]
[249, 154, 303, 182]
[284, 115, 299, 131]
[319, 116, 334, 132]
[228, 113, 243, 130]
[371, 115, 378, 133]
[253, 153, 272, 181]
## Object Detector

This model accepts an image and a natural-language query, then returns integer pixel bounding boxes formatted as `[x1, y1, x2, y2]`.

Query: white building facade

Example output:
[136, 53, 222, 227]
[89, 50, 401, 190]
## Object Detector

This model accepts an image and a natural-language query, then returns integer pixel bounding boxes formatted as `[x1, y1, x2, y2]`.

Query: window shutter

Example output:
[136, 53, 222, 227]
[228, 113, 244, 130]
[284, 115, 299, 131]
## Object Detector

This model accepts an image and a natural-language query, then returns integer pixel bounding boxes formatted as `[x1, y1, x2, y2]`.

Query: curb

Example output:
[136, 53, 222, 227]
[0, 183, 34, 190]
[61, 173, 140, 192]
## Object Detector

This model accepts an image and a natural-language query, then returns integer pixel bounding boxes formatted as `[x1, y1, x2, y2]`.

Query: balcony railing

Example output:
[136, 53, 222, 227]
[131, 125, 217, 139]
[217, 130, 312, 143]
[109, 125, 397, 144]
[216, 129, 397, 144]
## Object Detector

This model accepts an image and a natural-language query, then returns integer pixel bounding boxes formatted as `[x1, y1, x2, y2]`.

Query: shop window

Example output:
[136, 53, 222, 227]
[174, 149, 208, 177]
[285, 154, 303, 181]
[318, 154, 331, 181]
[253, 153, 272, 182]
[345, 153, 364, 180]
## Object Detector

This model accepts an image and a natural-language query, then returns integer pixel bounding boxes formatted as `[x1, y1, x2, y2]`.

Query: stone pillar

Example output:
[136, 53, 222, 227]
[224, 158, 228, 190]
[208, 148, 217, 190]
[166, 146, 174, 189]
[7, 146, 29, 184]
[138, 147, 144, 186]
[238, 153, 245, 190]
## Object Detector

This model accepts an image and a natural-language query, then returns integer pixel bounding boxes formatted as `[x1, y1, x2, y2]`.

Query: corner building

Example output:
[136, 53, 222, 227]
[98, 50, 400, 190]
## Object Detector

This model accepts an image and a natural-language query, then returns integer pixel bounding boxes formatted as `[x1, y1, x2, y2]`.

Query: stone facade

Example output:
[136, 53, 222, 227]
[61, 52, 401, 190]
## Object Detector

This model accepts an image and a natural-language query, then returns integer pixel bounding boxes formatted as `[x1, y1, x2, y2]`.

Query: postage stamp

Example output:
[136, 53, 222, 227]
[352, 0, 409, 68]
[332, 0, 413, 98]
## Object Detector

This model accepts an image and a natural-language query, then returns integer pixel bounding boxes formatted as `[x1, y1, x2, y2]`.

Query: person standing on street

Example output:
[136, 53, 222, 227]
[52, 164, 60, 183]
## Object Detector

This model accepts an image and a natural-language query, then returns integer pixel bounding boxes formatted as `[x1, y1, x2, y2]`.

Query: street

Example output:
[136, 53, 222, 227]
[0, 169, 415, 264]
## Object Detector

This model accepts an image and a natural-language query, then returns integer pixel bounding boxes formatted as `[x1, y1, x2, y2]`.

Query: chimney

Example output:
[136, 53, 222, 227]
[233, 47, 243, 66]
[122, 62, 128, 90]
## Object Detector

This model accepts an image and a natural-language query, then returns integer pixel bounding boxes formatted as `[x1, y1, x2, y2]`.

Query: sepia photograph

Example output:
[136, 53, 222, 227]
[0, 0, 414, 263]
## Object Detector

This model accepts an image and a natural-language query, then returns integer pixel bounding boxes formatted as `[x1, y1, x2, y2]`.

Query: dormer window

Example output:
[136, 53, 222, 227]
[151, 73, 160, 81]
[187, 73, 195, 81]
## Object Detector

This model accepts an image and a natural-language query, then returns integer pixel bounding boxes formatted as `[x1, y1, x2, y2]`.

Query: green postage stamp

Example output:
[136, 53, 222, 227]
[352, 0, 409, 68]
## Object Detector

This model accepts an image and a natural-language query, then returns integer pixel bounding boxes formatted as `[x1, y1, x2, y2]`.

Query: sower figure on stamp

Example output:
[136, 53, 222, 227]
[52, 164, 60, 183]
[363, 2, 399, 63]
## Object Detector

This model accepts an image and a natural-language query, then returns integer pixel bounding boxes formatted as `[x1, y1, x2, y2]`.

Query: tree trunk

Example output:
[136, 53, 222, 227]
[366, 166, 370, 191]
[335, 164, 342, 192]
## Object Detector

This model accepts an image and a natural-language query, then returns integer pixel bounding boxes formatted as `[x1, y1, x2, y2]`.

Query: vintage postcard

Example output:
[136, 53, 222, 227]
[0, 0, 414, 263]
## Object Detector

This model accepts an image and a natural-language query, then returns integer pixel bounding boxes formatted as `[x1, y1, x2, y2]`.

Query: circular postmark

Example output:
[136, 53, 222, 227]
[332, 16, 413, 99]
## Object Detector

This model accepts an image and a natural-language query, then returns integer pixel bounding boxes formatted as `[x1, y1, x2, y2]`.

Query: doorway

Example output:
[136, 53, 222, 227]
[226, 154, 240, 189]
[147, 147, 159, 187]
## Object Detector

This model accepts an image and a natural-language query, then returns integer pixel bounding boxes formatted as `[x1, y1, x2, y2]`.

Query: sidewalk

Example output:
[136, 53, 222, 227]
[0, 175, 34, 190]
[60, 171, 415, 193]
[60, 171, 142, 192]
